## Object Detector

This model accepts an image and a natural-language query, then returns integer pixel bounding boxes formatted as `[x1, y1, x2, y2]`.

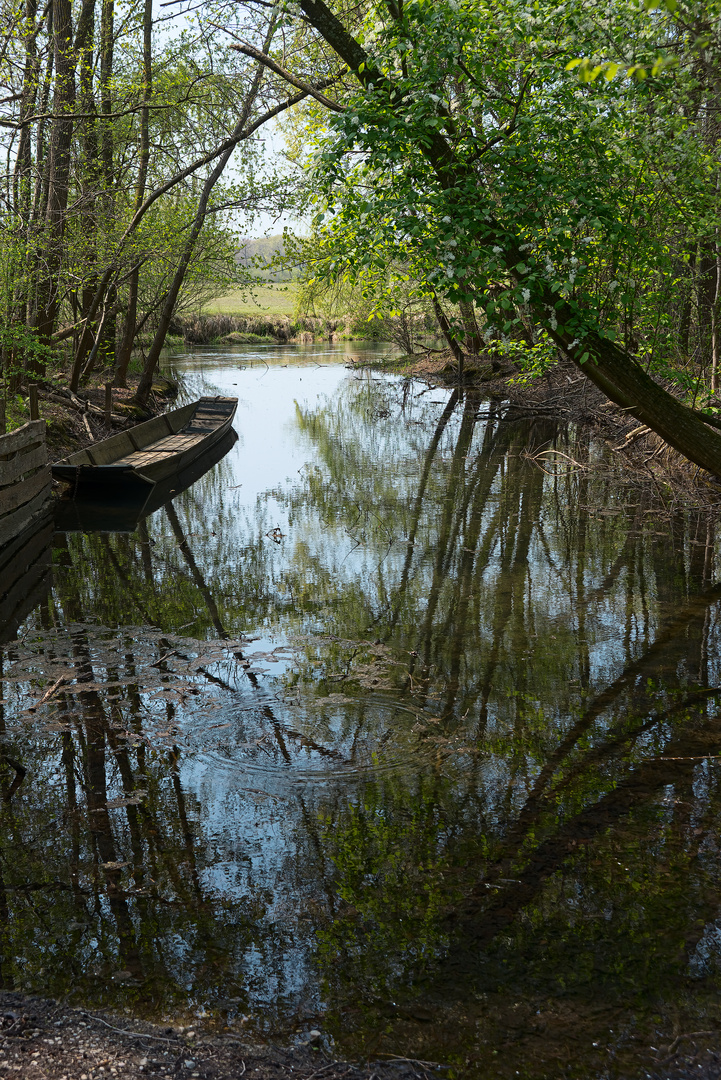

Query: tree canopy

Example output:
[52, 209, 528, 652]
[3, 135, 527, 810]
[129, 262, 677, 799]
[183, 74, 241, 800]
[236, 0, 721, 472]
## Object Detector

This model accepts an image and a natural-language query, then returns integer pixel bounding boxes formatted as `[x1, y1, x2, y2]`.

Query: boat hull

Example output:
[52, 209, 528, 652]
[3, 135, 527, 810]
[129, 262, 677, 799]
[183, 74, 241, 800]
[54, 429, 238, 533]
[52, 397, 237, 489]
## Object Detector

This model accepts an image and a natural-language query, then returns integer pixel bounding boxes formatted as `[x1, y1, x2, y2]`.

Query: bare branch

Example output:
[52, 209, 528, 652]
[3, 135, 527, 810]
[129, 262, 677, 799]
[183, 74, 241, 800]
[229, 42, 346, 113]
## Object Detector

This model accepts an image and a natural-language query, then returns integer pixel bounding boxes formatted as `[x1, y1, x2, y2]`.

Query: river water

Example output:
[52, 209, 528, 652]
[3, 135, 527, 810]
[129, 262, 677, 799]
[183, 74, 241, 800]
[2, 343, 721, 1078]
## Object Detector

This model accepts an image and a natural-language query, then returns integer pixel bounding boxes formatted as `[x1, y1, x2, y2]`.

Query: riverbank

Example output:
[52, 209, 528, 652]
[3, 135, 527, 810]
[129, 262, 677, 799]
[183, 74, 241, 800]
[170, 312, 388, 346]
[369, 349, 721, 506]
[17, 342, 721, 510]
[5, 986, 721, 1080]
[0, 992, 442, 1080]
[9, 374, 178, 463]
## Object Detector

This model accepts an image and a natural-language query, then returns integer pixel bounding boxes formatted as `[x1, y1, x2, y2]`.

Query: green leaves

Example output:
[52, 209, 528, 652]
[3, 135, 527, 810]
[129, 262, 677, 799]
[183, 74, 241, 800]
[284, 0, 721, 387]
[565, 55, 677, 83]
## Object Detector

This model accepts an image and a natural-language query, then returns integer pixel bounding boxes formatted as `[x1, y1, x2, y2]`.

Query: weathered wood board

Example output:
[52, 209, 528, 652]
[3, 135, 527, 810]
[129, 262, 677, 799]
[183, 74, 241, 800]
[0, 420, 52, 546]
[0, 467, 51, 517]
[0, 419, 45, 461]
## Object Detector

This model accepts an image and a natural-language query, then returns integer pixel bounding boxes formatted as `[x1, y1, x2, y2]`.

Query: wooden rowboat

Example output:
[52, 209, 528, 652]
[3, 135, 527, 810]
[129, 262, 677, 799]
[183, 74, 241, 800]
[52, 396, 238, 488]
[54, 428, 238, 532]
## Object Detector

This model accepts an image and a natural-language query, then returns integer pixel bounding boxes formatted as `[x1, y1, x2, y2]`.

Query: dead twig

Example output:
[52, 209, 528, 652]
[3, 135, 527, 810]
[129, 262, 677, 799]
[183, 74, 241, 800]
[29, 676, 68, 711]
[80, 1012, 179, 1044]
[656, 1031, 718, 1061]
[374, 1055, 452, 1070]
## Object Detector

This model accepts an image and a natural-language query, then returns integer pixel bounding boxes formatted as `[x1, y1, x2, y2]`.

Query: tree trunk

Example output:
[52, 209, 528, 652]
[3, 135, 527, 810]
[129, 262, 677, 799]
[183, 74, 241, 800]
[73, 10, 101, 379]
[31, 0, 95, 355]
[459, 297, 482, 353]
[297, 0, 721, 476]
[431, 292, 464, 378]
[677, 247, 694, 359]
[699, 239, 717, 377]
[114, 0, 150, 387]
[134, 17, 278, 407]
[31, 0, 76, 355]
[12, 0, 40, 217]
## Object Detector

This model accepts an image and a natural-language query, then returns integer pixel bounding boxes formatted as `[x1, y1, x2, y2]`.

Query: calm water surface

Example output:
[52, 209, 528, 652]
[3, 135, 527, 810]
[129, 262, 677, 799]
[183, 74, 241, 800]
[2, 341, 721, 1077]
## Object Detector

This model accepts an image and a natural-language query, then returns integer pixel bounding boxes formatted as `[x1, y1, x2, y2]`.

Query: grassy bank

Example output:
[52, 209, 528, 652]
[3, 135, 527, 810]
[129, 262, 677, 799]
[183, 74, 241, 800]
[171, 309, 395, 346]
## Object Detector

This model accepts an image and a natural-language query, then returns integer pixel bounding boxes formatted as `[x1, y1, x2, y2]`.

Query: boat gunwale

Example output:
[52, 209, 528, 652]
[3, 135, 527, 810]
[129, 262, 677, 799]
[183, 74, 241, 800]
[51, 397, 237, 484]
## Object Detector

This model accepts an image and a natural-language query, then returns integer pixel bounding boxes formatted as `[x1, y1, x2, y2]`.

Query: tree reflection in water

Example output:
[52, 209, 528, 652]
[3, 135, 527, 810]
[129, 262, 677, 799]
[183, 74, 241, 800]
[1, 364, 720, 1078]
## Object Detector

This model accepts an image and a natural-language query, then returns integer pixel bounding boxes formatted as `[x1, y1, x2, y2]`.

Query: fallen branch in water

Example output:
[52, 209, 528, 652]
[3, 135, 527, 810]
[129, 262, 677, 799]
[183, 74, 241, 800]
[25, 676, 69, 713]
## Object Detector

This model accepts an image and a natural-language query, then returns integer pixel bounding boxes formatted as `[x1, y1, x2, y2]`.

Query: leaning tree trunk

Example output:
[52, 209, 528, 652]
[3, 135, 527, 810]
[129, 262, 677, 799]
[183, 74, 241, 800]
[295, 0, 721, 477]
[547, 313, 721, 475]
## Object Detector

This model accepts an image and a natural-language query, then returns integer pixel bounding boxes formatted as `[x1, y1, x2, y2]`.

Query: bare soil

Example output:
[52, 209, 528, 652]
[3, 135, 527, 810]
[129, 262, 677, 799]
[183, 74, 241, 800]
[4, 991, 721, 1080]
[0, 993, 441, 1080]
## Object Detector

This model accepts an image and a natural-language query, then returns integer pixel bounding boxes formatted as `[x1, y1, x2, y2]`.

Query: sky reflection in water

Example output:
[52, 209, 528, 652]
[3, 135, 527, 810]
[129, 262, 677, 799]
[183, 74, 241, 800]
[1, 342, 721, 1078]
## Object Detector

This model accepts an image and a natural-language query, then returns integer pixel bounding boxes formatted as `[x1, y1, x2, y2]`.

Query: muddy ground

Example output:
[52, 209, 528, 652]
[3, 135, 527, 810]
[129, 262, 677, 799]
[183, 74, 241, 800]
[4, 991, 721, 1080]
[0, 992, 448, 1080]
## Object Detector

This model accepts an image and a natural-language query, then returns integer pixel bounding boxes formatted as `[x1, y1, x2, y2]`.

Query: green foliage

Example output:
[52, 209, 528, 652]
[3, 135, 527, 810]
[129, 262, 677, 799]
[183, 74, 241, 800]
[283, 0, 721, 382]
[0, 0, 294, 383]
[0, 323, 56, 375]
[490, 333, 558, 382]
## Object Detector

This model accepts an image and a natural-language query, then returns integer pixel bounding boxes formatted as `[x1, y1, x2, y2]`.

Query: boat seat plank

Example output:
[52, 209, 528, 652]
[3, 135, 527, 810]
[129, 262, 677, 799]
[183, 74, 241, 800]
[113, 450, 180, 466]
[113, 433, 206, 466]
[142, 433, 205, 452]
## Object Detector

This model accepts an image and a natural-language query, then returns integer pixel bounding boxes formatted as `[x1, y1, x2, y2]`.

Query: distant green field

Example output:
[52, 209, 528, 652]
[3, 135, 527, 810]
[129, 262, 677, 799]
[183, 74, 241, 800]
[203, 281, 299, 317]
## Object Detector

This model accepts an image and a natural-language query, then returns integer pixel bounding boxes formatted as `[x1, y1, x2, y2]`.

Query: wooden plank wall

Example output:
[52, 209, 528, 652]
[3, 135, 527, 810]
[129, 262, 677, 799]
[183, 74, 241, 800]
[0, 420, 52, 548]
